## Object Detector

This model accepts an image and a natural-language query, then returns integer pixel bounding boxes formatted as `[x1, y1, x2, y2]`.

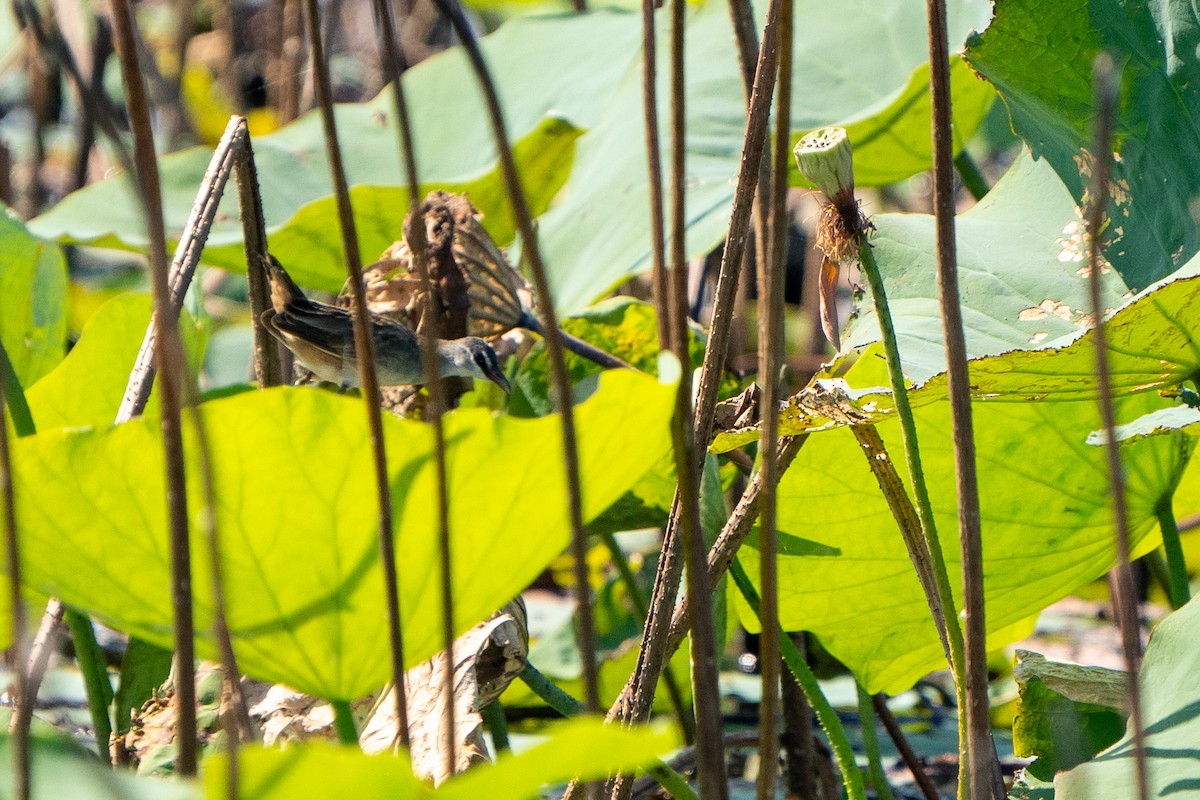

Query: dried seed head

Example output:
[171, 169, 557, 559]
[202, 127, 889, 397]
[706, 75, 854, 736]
[795, 127, 855, 203]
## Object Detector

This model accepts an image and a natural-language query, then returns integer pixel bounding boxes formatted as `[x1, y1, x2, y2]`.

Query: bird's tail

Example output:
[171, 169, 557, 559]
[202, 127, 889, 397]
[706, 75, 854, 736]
[263, 255, 307, 313]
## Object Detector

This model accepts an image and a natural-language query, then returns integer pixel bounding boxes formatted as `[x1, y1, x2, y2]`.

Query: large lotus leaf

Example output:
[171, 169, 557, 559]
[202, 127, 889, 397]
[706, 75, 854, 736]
[725, 132, 1199, 694]
[841, 151, 1200, 407]
[721, 150, 1137, 450]
[28, 7, 640, 293]
[0, 209, 66, 388]
[735, 388, 1191, 694]
[203, 718, 675, 799]
[11, 369, 674, 700]
[842, 149, 1133, 390]
[912, 261, 1200, 404]
[965, 0, 1200, 292]
[31, 2, 993, 312]
[25, 292, 207, 431]
[538, 0, 995, 313]
[721, 150, 1199, 445]
[1056, 595, 1200, 798]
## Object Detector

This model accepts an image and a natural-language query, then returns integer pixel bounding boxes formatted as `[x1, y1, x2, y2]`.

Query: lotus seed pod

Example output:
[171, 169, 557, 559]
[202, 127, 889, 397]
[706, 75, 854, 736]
[795, 127, 855, 203]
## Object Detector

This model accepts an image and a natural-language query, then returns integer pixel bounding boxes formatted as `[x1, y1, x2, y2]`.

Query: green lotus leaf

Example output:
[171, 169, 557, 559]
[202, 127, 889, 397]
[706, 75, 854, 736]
[12, 369, 674, 700]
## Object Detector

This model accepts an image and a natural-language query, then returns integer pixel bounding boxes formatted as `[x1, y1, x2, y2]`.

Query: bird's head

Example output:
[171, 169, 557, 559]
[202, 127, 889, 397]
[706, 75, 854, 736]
[455, 337, 511, 393]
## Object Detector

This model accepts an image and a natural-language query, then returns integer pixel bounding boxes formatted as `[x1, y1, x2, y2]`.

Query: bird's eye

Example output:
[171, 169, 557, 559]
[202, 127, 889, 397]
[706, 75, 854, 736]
[474, 352, 489, 370]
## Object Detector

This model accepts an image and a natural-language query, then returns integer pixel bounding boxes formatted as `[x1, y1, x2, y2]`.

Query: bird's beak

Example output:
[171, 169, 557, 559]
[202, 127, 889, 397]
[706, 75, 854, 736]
[483, 363, 511, 394]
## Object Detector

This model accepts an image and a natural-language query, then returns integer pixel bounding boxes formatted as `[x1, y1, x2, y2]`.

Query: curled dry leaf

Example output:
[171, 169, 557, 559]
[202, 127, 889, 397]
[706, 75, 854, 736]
[340, 192, 529, 341]
[818, 255, 841, 351]
[710, 378, 886, 453]
[360, 598, 530, 785]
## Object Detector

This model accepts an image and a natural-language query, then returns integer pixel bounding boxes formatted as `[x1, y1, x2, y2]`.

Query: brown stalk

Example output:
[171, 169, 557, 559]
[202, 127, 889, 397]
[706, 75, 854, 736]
[924, 2, 1002, 797]
[664, 0, 726, 792]
[873, 694, 940, 800]
[640, 0, 668, 349]
[635, 0, 694, 745]
[756, 0, 793, 792]
[608, 0, 785, 760]
[301, 0, 398, 754]
[428, 0, 600, 729]
[187, 401, 251, 798]
[0, 144, 11, 206]
[13, 602, 65, 751]
[120, 117, 243, 415]
[370, 0, 430, 754]
[233, 121, 287, 388]
[275, 0, 303, 124]
[109, 0, 197, 774]
[21, 30, 48, 219]
[726, 0, 760, 91]
[850, 425, 949, 659]
[725, 0, 775, 365]
[0, 382, 30, 799]
[780, 633, 818, 800]
[694, 0, 779, 450]
[1087, 52, 1148, 800]
[132, 118, 257, 789]
[663, 435, 806, 661]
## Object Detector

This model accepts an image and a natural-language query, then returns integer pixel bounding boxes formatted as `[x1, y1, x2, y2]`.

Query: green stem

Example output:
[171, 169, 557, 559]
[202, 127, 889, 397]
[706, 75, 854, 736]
[647, 762, 700, 800]
[953, 151, 989, 201]
[728, 559, 866, 800]
[857, 240, 969, 779]
[331, 700, 358, 745]
[1156, 497, 1190, 609]
[481, 700, 510, 755]
[0, 345, 34, 437]
[64, 609, 114, 761]
[598, 530, 649, 620]
[518, 663, 584, 717]
[857, 682, 895, 800]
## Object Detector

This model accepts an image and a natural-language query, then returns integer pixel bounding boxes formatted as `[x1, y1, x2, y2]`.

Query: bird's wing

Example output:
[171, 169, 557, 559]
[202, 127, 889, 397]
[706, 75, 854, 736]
[269, 304, 356, 357]
[273, 303, 420, 355]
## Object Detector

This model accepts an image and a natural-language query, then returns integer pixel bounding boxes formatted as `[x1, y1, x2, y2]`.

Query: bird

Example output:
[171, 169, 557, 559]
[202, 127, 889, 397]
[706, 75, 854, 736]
[259, 255, 511, 393]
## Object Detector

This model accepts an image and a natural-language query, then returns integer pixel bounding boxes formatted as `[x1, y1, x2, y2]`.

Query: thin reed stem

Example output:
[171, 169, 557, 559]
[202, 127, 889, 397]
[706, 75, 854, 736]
[873, 694, 941, 800]
[664, 0, 725, 789]
[428, 0, 599, 745]
[608, 2, 787, 782]
[923, 2, 999, 795]
[857, 683, 895, 800]
[371, 0, 423, 753]
[302, 0, 409, 767]
[109, 0, 197, 773]
[755, 0, 793, 792]
[1087, 51, 1148, 800]
[728, 559, 866, 800]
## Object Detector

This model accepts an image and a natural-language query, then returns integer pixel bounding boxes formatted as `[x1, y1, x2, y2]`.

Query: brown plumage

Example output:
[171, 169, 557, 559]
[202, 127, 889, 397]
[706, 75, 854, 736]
[260, 255, 510, 392]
